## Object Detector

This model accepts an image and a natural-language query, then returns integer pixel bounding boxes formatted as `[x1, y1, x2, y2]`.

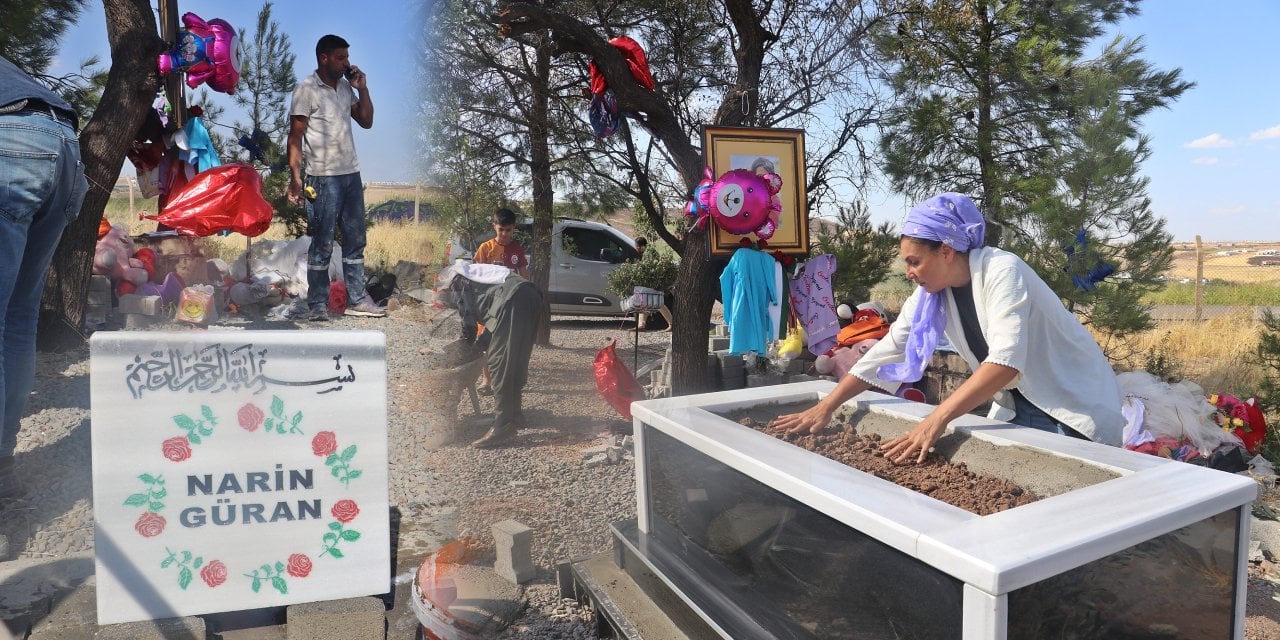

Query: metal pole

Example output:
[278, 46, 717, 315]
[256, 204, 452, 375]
[158, 0, 185, 129]
[1195, 235, 1204, 322]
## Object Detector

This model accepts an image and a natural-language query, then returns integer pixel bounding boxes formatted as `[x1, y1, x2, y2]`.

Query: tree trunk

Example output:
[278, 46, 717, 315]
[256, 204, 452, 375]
[37, 0, 164, 350]
[528, 37, 554, 346]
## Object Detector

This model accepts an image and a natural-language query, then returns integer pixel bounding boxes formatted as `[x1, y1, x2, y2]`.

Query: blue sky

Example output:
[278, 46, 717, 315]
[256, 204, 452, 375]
[53, 1, 1277, 241]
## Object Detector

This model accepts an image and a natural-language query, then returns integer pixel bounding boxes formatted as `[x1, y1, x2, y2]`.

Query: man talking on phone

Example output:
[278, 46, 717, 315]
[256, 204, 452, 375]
[287, 34, 385, 320]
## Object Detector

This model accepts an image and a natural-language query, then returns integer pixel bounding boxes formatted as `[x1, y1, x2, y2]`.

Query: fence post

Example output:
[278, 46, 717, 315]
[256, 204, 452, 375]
[1195, 235, 1204, 321]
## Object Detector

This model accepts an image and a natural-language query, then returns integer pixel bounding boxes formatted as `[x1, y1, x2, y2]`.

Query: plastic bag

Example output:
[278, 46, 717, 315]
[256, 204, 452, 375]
[1116, 371, 1242, 455]
[146, 163, 273, 237]
[175, 285, 216, 325]
[594, 339, 645, 420]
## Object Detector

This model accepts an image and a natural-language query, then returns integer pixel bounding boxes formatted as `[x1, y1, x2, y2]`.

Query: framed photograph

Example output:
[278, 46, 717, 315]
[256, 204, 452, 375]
[702, 126, 808, 257]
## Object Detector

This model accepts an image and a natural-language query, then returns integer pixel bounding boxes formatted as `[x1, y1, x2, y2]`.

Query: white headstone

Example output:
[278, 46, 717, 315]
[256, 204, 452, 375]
[90, 330, 390, 624]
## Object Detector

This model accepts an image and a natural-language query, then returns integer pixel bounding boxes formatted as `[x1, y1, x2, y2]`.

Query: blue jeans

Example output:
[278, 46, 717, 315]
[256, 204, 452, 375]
[1011, 390, 1087, 440]
[0, 109, 87, 459]
[304, 173, 369, 311]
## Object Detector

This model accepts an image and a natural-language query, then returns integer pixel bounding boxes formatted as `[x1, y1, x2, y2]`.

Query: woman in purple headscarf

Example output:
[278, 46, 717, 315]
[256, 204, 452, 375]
[775, 193, 1124, 463]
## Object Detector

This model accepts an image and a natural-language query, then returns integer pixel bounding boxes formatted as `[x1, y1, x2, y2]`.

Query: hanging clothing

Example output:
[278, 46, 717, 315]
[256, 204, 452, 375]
[175, 116, 221, 173]
[788, 254, 839, 355]
[719, 248, 778, 356]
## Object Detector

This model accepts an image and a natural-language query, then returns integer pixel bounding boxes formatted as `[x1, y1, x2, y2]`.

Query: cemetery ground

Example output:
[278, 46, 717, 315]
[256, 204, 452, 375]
[1, 297, 1279, 637]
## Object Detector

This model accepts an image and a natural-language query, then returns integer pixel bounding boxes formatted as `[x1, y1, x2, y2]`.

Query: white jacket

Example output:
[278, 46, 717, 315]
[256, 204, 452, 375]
[852, 246, 1124, 445]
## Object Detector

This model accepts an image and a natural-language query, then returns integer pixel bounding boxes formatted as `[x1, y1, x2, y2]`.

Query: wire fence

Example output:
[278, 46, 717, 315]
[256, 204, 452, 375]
[1151, 237, 1280, 321]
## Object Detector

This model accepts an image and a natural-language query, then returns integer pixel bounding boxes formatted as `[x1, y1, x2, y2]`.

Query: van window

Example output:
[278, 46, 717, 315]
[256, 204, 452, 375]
[562, 227, 633, 263]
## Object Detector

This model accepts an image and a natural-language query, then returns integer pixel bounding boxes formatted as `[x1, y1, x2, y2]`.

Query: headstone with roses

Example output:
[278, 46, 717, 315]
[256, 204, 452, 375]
[89, 331, 390, 624]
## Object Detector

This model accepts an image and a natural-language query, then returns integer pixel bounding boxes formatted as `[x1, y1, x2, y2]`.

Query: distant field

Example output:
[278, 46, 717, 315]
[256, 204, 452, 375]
[1168, 241, 1280, 284]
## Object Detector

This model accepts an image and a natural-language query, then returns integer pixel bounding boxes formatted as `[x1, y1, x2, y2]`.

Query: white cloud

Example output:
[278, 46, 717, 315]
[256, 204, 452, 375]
[1192, 157, 1220, 165]
[1184, 133, 1235, 149]
[1208, 206, 1246, 216]
[1249, 124, 1280, 140]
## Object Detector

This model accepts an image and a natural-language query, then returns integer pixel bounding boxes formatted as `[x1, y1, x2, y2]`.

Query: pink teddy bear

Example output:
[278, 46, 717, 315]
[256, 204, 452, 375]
[93, 225, 149, 296]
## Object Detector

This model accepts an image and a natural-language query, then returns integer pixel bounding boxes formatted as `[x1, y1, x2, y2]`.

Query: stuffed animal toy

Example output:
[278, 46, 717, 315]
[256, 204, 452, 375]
[699, 168, 783, 240]
[93, 226, 149, 296]
[683, 167, 716, 226]
[814, 339, 879, 381]
[157, 12, 240, 95]
[1209, 393, 1268, 455]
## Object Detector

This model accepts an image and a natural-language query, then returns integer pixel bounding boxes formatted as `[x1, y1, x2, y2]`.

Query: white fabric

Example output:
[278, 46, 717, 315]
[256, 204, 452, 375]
[289, 73, 359, 176]
[1120, 396, 1154, 447]
[851, 246, 1125, 445]
[438, 259, 511, 288]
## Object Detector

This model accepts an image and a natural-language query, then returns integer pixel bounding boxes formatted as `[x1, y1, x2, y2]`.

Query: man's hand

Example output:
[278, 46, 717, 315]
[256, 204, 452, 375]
[348, 65, 367, 91]
[880, 413, 948, 464]
[287, 176, 302, 206]
[773, 403, 835, 435]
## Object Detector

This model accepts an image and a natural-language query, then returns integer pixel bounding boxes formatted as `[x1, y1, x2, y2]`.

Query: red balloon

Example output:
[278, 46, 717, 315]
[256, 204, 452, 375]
[146, 163, 273, 237]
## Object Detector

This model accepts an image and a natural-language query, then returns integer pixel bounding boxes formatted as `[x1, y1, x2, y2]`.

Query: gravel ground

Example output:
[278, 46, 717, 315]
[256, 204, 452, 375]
[3, 295, 1279, 638]
[0, 297, 670, 637]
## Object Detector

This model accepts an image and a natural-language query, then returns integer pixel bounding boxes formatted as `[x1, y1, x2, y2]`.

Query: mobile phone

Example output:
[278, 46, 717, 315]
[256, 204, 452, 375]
[344, 67, 355, 80]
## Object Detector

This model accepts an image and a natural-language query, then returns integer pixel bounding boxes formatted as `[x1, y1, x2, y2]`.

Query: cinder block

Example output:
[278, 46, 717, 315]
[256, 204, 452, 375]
[122, 313, 158, 330]
[88, 275, 112, 292]
[714, 324, 730, 337]
[285, 597, 385, 640]
[715, 351, 743, 368]
[783, 358, 809, 374]
[709, 337, 730, 351]
[116, 294, 161, 316]
[87, 288, 113, 307]
[96, 616, 206, 640]
[492, 519, 535, 584]
[788, 374, 817, 383]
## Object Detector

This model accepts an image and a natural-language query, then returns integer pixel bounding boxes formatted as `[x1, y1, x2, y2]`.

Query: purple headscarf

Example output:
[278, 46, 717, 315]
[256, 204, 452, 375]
[878, 193, 986, 383]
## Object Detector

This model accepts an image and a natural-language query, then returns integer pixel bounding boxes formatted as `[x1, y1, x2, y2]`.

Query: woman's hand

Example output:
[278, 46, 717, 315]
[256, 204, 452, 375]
[880, 412, 949, 464]
[773, 403, 835, 435]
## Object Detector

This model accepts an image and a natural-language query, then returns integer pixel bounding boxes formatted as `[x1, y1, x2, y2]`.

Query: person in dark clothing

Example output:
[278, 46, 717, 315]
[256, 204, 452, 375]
[0, 55, 88, 500]
[451, 268, 543, 448]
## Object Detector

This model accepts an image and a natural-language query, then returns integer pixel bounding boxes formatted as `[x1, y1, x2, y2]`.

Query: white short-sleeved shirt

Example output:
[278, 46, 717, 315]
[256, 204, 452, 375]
[289, 72, 359, 176]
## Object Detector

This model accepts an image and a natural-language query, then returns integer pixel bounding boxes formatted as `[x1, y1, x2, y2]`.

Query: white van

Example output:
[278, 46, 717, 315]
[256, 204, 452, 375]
[446, 217, 639, 316]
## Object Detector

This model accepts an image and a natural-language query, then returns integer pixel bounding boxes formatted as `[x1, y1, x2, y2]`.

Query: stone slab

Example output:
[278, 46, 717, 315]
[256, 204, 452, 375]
[95, 616, 206, 640]
[28, 582, 97, 639]
[286, 597, 385, 640]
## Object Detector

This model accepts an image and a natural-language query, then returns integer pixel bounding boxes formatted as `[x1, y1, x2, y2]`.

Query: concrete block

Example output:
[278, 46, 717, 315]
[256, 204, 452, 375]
[491, 520, 535, 584]
[709, 337, 730, 351]
[28, 583, 96, 639]
[605, 446, 625, 464]
[783, 358, 809, 374]
[89, 275, 112, 292]
[747, 373, 784, 388]
[788, 374, 818, 383]
[87, 288, 113, 307]
[715, 351, 743, 368]
[122, 313, 158, 330]
[621, 435, 633, 451]
[116, 294, 162, 316]
[579, 445, 609, 460]
[96, 616, 206, 640]
[285, 597, 385, 640]
[714, 324, 729, 337]
[650, 369, 663, 387]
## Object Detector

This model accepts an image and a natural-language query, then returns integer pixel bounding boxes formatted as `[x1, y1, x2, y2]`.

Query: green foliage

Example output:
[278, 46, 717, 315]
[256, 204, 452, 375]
[1253, 310, 1280, 463]
[1140, 331, 1183, 383]
[0, 0, 85, 74]
[1142, 282, 1280, 306]
[873, 1, 1188, 348]
[607, 252, 678, 297]
[813, 203, 901, 305]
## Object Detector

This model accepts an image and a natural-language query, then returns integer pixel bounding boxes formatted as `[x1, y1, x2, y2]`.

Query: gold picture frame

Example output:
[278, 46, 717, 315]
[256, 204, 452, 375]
[702, 126, 809, 257]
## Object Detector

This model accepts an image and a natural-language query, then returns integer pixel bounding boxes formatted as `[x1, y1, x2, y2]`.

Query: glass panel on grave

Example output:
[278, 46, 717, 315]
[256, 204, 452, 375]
[1007, 508, 1240, 640]
[643, 424, 963, 640]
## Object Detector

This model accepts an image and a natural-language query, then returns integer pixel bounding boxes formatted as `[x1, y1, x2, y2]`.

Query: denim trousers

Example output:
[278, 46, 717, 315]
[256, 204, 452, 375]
[0, 110, 87, 459]
[1011, 391, 1087, 440]
[304, 172, 368, 310]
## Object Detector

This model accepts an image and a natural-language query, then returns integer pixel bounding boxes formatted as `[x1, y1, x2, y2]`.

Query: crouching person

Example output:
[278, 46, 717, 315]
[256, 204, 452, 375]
[448, 261, 543, 448]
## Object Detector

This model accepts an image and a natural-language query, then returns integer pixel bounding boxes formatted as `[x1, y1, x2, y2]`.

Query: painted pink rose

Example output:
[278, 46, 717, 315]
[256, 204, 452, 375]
[200, 560, 228, 587]
[312, 431, 338, 457]
[331, 499, 359, 523]
[135, 512, 166, 538]
[287, 553, 312, 578]
[161, 436, 192, 462]
[238, 403, 264, 432]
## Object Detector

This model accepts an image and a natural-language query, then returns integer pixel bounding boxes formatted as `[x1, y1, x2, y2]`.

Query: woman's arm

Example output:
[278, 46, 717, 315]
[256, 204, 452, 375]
[881, 362, 1019, 463]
